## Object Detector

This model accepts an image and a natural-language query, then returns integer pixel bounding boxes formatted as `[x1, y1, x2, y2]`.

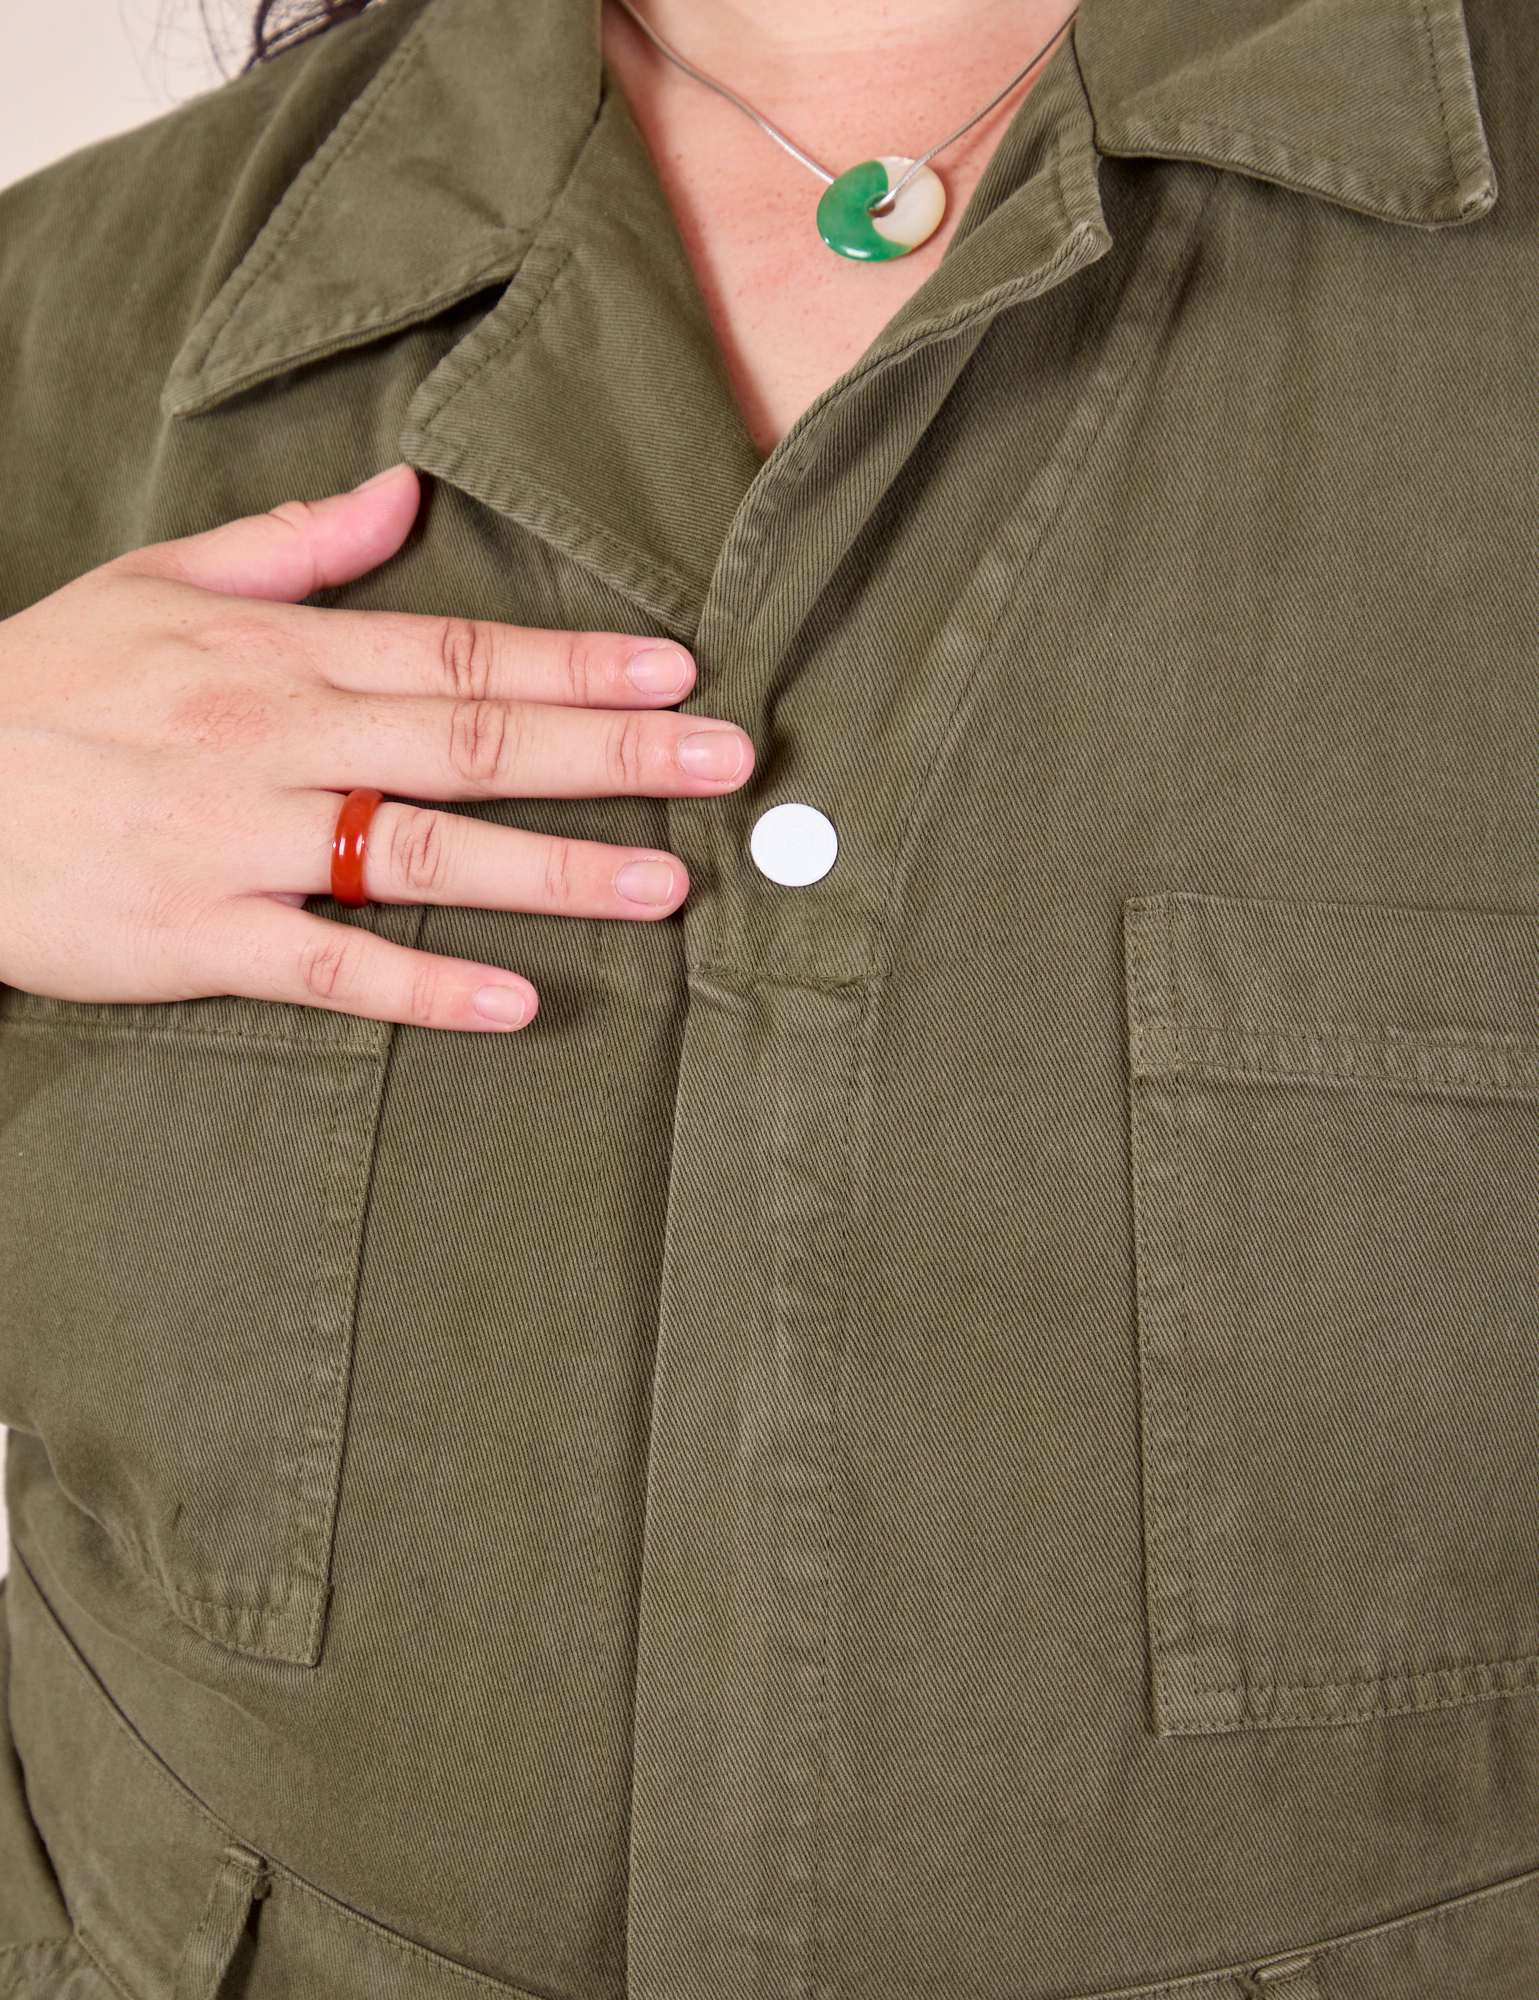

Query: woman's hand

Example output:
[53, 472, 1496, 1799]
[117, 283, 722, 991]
[0, 466, 753, 1030]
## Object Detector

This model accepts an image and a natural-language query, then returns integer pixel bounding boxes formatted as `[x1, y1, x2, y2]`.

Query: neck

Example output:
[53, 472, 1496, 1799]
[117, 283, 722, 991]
[630, 0, 1072, 66]
[602, 0, 1078, 453]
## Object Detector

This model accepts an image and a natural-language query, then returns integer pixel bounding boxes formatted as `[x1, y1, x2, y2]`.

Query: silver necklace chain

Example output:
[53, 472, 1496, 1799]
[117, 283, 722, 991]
[610, 0, 1078, 216]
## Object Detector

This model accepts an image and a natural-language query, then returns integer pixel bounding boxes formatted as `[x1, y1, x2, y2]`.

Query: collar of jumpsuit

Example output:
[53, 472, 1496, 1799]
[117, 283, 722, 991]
[160, 0, 1496, 979]
[164, 0, 1493, 625]
[12, 0, 1539, 1995]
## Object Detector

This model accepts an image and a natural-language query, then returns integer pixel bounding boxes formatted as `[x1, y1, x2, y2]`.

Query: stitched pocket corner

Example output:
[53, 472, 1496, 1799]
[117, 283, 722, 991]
[1124, 892, 1539, 1735]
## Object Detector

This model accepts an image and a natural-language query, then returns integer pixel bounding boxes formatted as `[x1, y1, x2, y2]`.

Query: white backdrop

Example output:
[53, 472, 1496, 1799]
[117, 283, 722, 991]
[2, 4, 238, 1568]
[2, 1, 230, 190]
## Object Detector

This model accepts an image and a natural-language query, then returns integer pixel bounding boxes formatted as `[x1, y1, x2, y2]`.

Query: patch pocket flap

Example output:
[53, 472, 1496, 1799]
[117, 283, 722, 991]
[0, 992, 393, 1666]
[1123, 893, 1539, 1736]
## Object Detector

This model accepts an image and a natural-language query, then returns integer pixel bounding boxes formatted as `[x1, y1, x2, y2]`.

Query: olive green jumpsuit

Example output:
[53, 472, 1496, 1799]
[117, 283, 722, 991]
[3, 0, 1538, 1992]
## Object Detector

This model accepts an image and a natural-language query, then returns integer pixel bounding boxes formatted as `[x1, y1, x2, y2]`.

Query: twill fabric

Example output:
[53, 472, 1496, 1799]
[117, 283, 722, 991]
[1, 0, 1537, 1993]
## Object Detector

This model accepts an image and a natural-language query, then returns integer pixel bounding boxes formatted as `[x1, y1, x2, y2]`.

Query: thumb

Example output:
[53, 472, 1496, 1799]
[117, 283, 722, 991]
[122, 464, 421, 603]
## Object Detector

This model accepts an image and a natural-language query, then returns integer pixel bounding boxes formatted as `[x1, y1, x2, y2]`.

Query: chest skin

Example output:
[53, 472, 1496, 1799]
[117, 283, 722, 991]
[600, 0, 1077, 454]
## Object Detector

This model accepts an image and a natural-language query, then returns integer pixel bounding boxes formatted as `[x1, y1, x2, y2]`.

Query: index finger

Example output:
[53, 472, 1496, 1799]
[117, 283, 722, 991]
[291, 605, 698, 709]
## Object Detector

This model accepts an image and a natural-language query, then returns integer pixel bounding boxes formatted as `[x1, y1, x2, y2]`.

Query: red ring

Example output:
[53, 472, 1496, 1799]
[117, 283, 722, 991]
[330, 788, 385, 908]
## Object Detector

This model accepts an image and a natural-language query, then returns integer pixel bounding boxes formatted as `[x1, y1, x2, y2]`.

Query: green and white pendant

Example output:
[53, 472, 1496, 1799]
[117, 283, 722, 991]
[816, 155, 946, 262]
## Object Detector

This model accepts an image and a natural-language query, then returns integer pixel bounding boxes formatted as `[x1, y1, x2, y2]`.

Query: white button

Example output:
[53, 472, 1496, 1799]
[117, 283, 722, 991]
[749, 802, 838, 886]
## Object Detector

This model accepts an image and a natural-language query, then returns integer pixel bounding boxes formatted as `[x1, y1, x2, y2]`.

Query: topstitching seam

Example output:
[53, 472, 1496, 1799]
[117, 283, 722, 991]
[883, 165, 1217, 940]
[1165, 898, 1202, 1690]
[1105, 117, 1462, 218]
[1415, 0, 1461, 189]
[1196, 1647, 1539, 1704]
[0, 1016, 383, 1055]
[806, 977, 873, 2000]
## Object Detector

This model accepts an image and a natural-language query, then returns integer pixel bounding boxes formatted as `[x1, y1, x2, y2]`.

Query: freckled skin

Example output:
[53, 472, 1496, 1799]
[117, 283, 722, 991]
[602, 0, 1075, 455]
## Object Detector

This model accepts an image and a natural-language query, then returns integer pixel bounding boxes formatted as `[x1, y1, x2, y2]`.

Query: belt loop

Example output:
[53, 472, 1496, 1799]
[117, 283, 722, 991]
[173, 1842, 273, 2000]
[1244, 1954, 1325, 2000]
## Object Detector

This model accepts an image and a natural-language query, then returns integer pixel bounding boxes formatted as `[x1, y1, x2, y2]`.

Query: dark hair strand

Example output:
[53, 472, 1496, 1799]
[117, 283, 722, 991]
[247, 0, 380, 66]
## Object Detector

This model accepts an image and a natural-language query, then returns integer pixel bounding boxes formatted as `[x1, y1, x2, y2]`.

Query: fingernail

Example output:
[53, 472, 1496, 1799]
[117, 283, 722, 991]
[473, 983, 532, 1028]
[614, 858, 678, 907]
[678, 730, 747, 782]
[351, 463, 410, 492]
[626, 646, 692, 696]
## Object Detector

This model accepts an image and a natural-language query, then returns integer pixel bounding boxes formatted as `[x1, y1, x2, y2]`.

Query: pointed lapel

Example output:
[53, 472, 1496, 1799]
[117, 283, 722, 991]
[159, 0, 1496, 637]
[401, 85, 759, 635]
[163, 0, 604, 417]
[1077, 0, 1494, 227]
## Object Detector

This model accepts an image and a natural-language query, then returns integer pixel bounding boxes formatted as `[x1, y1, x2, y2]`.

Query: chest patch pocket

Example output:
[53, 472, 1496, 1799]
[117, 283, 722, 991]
[1125, 892, 1539, 1735]
[0, 991, 392, 1667]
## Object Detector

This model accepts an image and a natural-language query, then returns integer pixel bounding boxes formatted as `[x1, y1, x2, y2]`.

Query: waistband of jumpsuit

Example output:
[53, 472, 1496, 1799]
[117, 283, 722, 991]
[13, 1549, 1539, 2000]
[4, 1552, 545, 2000]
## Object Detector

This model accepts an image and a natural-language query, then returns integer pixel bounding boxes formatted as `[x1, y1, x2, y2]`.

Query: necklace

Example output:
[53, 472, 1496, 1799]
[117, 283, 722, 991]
[609, 0, 1078, 262]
